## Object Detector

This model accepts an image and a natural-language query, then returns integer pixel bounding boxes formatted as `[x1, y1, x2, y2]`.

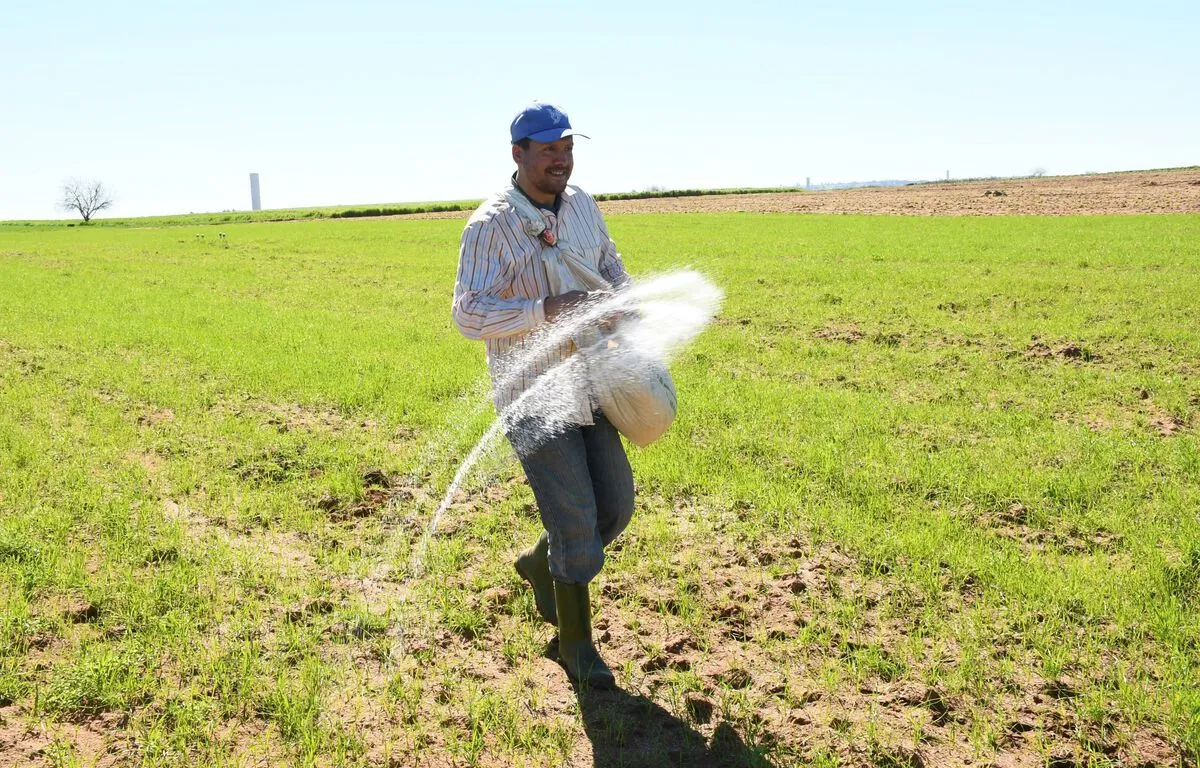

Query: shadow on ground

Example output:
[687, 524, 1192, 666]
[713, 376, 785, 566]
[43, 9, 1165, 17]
[576, 685, 775, 768]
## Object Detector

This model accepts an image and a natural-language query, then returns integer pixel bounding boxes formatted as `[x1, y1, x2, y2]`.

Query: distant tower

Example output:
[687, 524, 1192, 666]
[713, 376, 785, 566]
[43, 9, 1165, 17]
[806, 177, 811, 189]
[249, 173, 261, 211]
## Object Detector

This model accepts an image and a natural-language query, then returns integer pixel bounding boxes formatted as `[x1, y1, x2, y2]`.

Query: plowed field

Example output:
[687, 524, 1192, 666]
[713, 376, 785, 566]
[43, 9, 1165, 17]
[404, 168, 1200, 219]
[605, 168, 1200, 216]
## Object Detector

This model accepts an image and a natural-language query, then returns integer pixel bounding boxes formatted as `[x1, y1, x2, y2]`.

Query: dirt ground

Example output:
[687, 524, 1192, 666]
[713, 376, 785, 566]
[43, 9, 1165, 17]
[404, 167, 1200, 219]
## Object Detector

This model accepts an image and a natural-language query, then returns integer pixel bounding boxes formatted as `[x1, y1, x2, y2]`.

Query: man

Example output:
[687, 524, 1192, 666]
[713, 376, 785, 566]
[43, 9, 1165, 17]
[452, 102, 633, 688]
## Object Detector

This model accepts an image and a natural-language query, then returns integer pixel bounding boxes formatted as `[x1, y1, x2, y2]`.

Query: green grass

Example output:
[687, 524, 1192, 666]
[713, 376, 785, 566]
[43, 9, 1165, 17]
[1, 214, 1198, 766]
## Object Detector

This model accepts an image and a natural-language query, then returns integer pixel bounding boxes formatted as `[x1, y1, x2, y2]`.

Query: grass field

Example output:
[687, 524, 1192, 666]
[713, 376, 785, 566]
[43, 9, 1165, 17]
[1, 214, 1198, 767]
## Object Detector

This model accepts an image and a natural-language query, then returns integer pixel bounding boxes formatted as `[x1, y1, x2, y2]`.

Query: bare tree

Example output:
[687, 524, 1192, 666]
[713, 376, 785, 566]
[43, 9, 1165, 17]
[59, 179, 114, 223]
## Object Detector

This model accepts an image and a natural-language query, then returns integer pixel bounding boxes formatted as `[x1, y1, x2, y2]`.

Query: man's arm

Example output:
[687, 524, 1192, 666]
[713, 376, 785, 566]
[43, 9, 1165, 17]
[593, 203, 631, 289]
[452, 219, 546, 340]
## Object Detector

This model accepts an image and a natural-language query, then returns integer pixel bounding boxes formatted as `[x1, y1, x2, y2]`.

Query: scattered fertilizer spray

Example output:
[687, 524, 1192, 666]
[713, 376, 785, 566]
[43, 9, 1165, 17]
[410, 269, 722, 575]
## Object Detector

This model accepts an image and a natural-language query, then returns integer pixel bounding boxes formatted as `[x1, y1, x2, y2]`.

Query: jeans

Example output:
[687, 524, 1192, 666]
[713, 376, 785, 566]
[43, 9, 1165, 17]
[507, 412, 635, 584]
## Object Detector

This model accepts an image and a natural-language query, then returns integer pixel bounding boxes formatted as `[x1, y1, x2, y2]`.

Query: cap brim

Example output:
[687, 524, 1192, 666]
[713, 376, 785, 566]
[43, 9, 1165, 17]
[521, 128, 590, 143]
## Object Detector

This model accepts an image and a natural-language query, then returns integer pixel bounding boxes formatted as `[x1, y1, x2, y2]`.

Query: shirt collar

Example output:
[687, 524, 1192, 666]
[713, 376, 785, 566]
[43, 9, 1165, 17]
[510, 172, 561, 214]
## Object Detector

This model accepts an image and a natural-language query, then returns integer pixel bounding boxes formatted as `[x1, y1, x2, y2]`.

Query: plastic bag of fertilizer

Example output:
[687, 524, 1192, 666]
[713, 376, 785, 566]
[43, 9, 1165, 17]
[582, 329, 677, 447]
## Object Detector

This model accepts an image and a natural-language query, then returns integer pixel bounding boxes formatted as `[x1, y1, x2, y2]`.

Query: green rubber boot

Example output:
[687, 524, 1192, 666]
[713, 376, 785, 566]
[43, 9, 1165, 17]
[514, 531, 556, 625]
[553, 579, 616, 689]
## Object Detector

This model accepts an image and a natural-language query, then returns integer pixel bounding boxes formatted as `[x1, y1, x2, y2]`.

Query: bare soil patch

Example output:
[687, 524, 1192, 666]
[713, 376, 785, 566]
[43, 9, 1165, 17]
[814, 324, 865, 343]
[210, 396, 376, 435]
[1024, 337, 1095, 362]
[1146, 401, 1190, 437]
[0, 706, 128, 768]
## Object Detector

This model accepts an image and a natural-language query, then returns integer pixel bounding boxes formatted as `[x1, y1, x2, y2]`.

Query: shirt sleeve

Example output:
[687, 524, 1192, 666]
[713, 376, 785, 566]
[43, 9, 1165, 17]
[452, 219, 546, 340]
[593, 201, 632, 289]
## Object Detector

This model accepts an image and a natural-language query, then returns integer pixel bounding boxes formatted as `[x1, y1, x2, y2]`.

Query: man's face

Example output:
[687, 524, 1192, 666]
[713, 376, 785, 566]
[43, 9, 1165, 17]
[513, 137, 574, 200]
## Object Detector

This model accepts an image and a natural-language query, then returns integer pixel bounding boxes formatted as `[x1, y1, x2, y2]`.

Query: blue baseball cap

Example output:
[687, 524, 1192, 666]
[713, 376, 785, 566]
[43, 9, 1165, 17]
[510, 102, 590, 144]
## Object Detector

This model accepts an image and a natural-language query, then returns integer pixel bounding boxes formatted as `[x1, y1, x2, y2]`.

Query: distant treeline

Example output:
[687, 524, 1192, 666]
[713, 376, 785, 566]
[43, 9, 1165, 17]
[328, 203, 473, 219]
[593, 186, 797, 201]
[0, 202, 480, 228]
[806, 180, 924, 191]
[1, 186, 802, 228]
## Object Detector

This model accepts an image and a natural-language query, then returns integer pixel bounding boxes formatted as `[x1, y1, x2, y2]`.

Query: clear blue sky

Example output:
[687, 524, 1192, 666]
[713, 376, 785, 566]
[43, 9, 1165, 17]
[2, 0, 1196, 220]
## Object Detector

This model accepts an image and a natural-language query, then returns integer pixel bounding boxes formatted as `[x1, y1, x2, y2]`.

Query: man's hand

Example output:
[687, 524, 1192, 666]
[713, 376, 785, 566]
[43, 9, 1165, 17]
[544, 290, 589, 322]
[598, 307, 640, 332]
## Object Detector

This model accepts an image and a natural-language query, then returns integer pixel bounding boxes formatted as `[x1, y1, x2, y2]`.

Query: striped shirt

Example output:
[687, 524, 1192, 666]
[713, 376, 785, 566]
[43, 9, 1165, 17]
[452, 178, 630, 424]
